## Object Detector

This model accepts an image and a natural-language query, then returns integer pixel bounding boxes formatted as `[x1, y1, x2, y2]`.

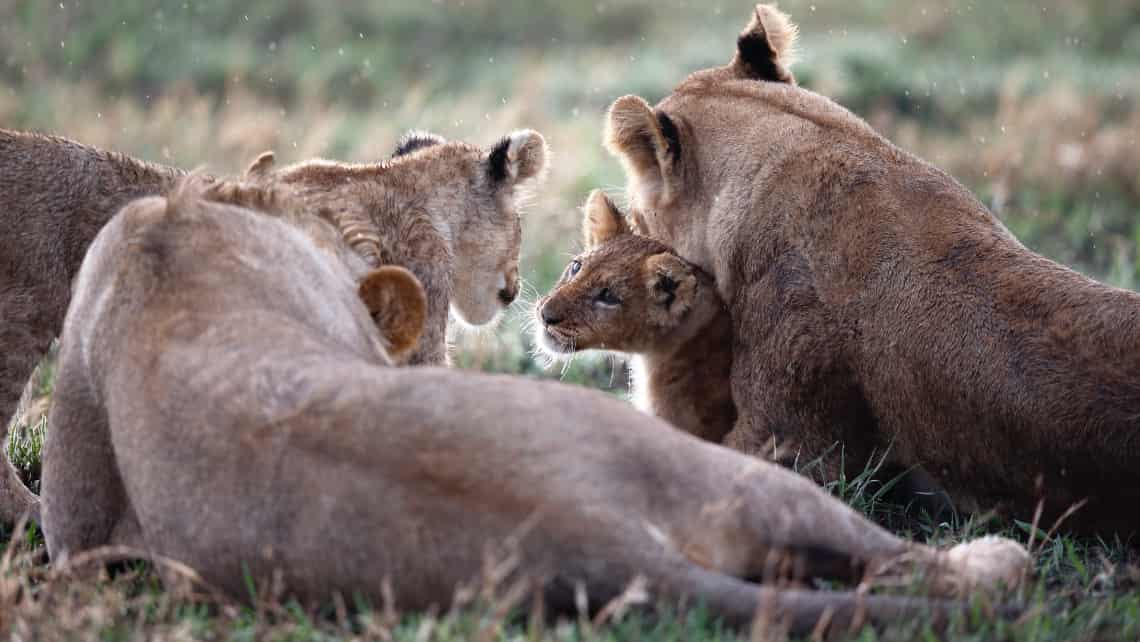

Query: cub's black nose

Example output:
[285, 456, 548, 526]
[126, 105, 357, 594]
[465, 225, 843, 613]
[498, 285, 519, 305]
[541, 306, 562, 326]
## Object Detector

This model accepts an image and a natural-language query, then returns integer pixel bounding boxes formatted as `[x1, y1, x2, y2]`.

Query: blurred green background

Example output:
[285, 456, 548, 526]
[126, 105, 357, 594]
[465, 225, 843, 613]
[2, 0, 1138, 392]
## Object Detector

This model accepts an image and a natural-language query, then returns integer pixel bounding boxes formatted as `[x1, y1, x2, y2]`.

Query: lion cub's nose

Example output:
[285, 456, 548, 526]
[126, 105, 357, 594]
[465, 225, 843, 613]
[540, 307, 563, 326]
[498, 284, 519, 306]
[540, 304, 563, 326]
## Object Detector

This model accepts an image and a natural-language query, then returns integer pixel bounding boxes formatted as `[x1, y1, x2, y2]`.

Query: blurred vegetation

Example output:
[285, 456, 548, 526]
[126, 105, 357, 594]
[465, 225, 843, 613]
[2, 1, 1140, 638]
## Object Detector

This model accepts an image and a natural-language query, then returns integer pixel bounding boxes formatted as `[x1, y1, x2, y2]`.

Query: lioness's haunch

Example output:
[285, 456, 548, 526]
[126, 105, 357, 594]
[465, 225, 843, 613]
[604, 4, 1140, 536]
[0, 126, 544, 526]
[42, 178, 1028, 636]
[535, 190, 735, 444]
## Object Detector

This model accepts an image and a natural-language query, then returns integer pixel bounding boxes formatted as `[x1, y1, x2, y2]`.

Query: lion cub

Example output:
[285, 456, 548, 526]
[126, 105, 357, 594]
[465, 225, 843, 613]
[535, 191, 735, 443]
[247, 129, 547, 366]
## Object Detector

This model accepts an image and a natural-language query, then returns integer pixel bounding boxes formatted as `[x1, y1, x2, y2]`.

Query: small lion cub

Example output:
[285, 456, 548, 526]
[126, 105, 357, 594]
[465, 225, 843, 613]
[535, 190, 735, 443]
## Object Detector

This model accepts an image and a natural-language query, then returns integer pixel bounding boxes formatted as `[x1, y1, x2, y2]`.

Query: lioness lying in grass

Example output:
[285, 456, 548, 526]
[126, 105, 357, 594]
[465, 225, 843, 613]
[42, 177, 1028, 636]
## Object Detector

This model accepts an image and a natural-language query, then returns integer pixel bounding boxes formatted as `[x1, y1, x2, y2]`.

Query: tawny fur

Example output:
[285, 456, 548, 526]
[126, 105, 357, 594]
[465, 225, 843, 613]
[41, 180, 1027, 635]
[536, 191, 735, 443]
[604, 3, 1140, 536]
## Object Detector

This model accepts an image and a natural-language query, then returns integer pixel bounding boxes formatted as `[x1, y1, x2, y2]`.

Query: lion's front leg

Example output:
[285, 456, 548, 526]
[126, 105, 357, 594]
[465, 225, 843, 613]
[724, 352, 869, 484]
[724, 271, 878, 484]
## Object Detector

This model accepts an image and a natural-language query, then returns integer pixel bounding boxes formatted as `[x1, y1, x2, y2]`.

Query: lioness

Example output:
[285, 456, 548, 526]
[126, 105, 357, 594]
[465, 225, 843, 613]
[603, 4, 1140, 535]
[42, 177, 1029, 636]
[535, 190, 735, 444]
[0, 126, 544, 525]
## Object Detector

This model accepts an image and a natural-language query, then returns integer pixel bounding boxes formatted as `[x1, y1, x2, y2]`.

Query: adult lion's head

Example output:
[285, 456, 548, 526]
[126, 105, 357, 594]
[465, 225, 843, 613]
[603, 4, 878, 275]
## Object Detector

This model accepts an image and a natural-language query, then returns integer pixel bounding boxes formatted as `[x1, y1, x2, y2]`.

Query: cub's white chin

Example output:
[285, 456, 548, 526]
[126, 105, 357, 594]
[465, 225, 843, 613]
[533, 326, 573, 357]
[450, 300, 504, 329]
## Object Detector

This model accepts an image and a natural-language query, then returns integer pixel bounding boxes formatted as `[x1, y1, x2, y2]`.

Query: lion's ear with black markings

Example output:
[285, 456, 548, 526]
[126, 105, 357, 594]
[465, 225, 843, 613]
[604, 95, 683, 210]
[486, 129, 548, 186]
[644, 252, 697, 326]
[731, 4, 798, 84]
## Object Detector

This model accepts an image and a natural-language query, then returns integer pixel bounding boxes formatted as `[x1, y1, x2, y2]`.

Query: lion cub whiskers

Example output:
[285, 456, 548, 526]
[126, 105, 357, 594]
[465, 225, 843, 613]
[534, 190, 736, 443]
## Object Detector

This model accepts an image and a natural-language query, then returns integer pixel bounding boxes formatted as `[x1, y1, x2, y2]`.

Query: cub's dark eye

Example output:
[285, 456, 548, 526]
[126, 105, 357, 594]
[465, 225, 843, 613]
[595, 287, 622, 307]
[567, 260, 582, 278]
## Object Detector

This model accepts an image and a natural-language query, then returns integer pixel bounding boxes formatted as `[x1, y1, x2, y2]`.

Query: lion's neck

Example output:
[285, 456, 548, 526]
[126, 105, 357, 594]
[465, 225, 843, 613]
[633, 285, 736, 444]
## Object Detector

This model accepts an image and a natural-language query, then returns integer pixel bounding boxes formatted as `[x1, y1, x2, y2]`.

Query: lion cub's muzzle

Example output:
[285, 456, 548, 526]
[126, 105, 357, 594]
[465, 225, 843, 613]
[496, 269, 520, 307]
[498, 282, 519, 306]
[533, 298, 576, 354]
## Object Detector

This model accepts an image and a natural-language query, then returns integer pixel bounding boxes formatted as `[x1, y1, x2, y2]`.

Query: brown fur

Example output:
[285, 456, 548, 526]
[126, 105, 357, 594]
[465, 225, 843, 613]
[604, 4, 1140, 536]
[536, 191, 735, 443]
[0, 128, 185, 526]
[41, 179, 1028, 635]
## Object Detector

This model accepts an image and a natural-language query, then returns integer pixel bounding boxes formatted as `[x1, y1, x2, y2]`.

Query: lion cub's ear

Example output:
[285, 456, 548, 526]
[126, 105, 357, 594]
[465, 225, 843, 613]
[644, 253, 697, 326]
[357, 266, 428, 364]
[581, 190, 630, 250]
[604, 95, 682, 211]
[487, 129, 548, 185]
[732, 4, 798, 84]
[243, 151, 276, 178]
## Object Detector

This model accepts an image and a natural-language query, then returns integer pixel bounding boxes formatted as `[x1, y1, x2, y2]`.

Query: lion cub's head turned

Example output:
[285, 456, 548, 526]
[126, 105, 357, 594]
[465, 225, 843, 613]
[535, 190, 718, 357]
[390, 128, 548, 327]
[447, 129, 547, 326]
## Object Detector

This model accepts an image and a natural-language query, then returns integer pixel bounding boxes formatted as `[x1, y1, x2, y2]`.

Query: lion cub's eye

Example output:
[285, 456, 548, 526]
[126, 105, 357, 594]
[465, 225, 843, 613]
[567, 260, 582, 278]
[595, 287, 622, 307]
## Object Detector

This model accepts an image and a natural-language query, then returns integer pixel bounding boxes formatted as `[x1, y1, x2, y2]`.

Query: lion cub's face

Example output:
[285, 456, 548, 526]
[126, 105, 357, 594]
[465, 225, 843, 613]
[535, 191, 708, 356]
[262, 129, 547, 330]
[439, 130, 547, 327]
